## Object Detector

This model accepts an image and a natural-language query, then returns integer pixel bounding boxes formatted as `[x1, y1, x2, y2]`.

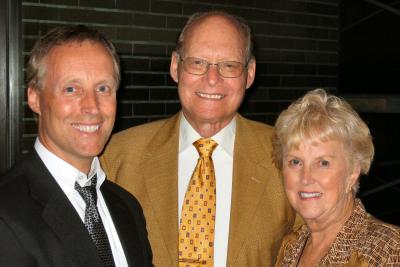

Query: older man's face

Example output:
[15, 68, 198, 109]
[28, 41, 117, 173]
[170, 16, 256, 133]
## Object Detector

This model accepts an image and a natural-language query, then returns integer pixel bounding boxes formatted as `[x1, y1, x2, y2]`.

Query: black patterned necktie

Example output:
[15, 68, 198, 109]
[75, 175, 115, 267]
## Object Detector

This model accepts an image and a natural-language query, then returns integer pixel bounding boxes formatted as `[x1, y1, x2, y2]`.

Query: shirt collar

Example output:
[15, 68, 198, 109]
[179, 114, 236, 157]
[34, 138, 106, 190]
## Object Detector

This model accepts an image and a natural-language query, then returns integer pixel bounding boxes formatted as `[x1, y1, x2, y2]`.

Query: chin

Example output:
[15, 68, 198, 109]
[298, 208, 324, 221]
[76, 145, 104, 157]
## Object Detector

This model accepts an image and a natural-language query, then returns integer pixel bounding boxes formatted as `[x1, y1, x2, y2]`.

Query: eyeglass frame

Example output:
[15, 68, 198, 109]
[177, 55, 249, 78]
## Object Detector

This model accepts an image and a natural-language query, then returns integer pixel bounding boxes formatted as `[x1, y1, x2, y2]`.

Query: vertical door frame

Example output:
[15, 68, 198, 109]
[0, 0, 22, 174]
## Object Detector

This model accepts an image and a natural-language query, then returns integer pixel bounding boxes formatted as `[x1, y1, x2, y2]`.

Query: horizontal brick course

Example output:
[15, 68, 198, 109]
[116, 0, 149, 11]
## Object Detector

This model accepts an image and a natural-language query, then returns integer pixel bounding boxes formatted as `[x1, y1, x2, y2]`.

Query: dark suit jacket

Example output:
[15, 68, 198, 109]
[101, 113, 302, 267]
[0, 151, 153, 267]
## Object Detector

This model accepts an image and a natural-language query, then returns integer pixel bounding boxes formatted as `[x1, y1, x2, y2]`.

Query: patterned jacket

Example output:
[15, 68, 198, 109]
[275, 199, 400, 266]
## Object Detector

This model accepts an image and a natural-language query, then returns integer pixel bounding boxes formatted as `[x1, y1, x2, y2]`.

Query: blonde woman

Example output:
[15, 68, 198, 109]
[273, 89, 400, 266]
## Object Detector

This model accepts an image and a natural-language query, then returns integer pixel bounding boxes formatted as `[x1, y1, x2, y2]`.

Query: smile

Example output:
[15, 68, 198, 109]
[298, 192, 323, 199]
[196, 92, 225, 100]
[72, 124, 100, 133]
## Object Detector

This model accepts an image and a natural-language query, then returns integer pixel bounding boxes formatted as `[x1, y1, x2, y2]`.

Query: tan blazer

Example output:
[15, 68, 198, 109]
[101, 112, 299, 267]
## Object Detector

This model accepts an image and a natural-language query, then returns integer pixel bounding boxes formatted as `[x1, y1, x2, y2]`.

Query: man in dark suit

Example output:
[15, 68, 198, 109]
[0, 25, 153, 267]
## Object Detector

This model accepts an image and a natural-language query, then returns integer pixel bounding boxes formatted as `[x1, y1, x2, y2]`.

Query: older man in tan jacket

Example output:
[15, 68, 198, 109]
[101, 10, 300, 267]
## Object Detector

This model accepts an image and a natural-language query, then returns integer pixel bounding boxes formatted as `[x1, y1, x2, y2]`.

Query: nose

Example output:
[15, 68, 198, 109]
[81, 90, 99, 114]
[300, 165, 314, 185]
[205, 64, 221, 87]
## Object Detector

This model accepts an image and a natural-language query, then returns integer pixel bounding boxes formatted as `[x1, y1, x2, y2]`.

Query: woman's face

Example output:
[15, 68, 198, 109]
[282, 139, 360, 228]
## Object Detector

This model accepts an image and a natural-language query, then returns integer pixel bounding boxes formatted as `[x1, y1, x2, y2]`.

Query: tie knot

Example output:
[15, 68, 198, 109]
[75, 175, 98, 206]
[193, 138, 218, 158]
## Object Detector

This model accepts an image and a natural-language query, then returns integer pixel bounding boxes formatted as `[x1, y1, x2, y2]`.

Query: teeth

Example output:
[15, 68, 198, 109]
[72, 124, 100, 133]
[299, 192, 322, 199]
[196, 92, 224, 100]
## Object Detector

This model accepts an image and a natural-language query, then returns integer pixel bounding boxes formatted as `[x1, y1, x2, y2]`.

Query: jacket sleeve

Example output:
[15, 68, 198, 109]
[0, 217, 37, 267]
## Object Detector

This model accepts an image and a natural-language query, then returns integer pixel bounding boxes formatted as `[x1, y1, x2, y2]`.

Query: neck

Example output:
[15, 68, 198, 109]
[38, 136, 93, 175]
[75, 161, 92, 175]
[306, 196, 354, 234]
[298, 198, 355, 267]
[183, 113, 235, 138]
[297, 232, 335, 267]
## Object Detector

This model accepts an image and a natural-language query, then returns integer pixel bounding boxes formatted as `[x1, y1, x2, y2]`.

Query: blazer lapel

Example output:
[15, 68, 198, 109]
[27, 152, 103, 267]
[140, 113, 181, 266]
[101, 183, 144, 267]
[227, 115, 271, 266]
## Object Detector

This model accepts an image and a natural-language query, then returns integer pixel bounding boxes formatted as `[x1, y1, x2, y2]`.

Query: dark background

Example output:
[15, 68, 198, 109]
[339, 0, 400, 224]
[1, 0, 398, 224]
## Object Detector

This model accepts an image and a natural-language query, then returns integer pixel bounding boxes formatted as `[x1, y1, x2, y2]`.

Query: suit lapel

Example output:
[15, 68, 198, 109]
[27, 152, 103, 266]
[101, 183, 143, 267]
[227, 115, 271, 266]
[140, 113, 181, 265]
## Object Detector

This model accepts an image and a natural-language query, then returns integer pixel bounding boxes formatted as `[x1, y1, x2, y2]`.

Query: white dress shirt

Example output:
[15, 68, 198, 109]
[34, 139, 128, 267]
[178, 115, 235, 267]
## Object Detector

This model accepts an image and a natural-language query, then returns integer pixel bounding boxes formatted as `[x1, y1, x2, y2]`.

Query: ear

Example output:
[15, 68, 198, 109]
[245, 57, 256, 90]
[170, 51, 179, 83]
[346, 163, 361, 193]
[27, 86, 41, 115]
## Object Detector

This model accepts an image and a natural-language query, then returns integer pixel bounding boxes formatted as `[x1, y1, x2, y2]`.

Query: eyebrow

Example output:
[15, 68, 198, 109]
[284, 153, 336, 159]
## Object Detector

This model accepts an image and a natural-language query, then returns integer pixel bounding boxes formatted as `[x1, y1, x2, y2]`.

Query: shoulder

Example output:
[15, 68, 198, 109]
[109, 116, 175, 146]
[236, 115, 275, 145]
[101, 116, 177, 177]
[358, 215, 400, 265]
[101, 180, 146, 222]
[0, 159, 36, 217]
[237, 115, 274, 134]
[115, 118, 169, 138]
[0, 156, 31, 194]
[365, 215, 400, 247]
[235, 115, 276, 156]
[103, 179, 141, 206]
[102, 116, 175, 157]
[236, 115, 274, 142]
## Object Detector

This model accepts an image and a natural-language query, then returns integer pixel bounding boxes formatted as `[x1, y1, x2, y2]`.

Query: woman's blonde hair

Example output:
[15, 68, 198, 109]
[272, 89, 374, 193]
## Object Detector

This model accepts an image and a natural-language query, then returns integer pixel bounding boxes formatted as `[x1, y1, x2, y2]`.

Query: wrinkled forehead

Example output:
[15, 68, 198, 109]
[183, 15, 246, 54]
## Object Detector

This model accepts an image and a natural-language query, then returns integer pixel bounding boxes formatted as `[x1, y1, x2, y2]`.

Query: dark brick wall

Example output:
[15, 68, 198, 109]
[21, 0, 338, 153]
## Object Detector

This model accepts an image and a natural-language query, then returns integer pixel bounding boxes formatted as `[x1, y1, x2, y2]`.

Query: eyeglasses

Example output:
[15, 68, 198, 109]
[179, 57, 247, 78]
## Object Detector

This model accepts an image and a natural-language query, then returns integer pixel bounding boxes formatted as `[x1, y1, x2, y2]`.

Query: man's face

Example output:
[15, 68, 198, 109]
[170, 16, 256, 132]
[28, 41, 117, 173]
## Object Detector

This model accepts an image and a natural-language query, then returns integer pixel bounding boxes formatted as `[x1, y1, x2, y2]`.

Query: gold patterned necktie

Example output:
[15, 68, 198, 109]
[179, 138, 218, 267]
